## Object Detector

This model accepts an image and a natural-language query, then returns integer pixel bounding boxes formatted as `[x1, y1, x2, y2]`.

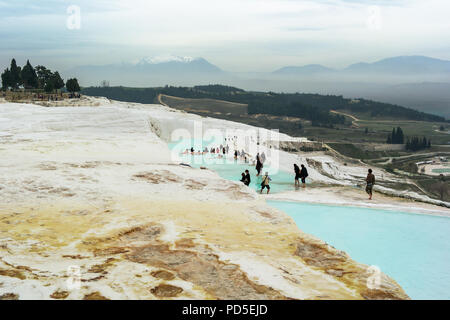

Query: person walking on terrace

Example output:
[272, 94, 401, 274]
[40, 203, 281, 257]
[365, 169, 375, 200]
[260, 172, 271, 194]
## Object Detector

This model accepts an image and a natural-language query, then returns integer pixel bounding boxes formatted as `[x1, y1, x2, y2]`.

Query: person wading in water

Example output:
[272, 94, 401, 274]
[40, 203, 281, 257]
[294, 164, 300, 188]
[260, 172, 271, 194]
[244, 170, 251, 186]
[256, 153, 263, 176]
[299, 164, 308, 188]
[365, 169, 375, 200]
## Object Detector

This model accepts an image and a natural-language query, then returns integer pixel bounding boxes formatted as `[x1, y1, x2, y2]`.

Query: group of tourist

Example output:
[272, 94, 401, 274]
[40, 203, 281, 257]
[184, 143, 251, 162]
[181, 141, 376, 199]
[68, 92, 81, 99]
[33, 92, 64, 101]
[240, 170, 251, 186]
[294, 164, 308, 188]
[240, 160, 375, 200]
[238, 159, 309, 194]
[183, 146, 228, 156]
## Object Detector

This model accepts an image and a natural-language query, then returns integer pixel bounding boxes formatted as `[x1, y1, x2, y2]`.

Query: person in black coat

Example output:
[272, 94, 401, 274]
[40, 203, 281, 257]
[244, 170, 251, 186]
[299, 164, 308, 188]
[294, 164, 300, 188]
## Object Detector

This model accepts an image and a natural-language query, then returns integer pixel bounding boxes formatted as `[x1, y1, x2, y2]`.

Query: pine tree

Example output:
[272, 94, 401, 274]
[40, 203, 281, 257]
[391, 128, 397, 143]
[1, 68, 11, 90]
[9, 58, 22, 89]
[396, 127, 404, 144]
[387, 127, 405, 144]
[422, 137, 427, 149]
[20, 60, 38, 89]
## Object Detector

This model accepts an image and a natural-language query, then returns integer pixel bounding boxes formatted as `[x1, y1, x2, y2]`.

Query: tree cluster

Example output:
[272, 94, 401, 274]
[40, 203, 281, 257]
[1, 58, 80, 94]
[386, 127, 404, 144]
[405, 136, 431, 152]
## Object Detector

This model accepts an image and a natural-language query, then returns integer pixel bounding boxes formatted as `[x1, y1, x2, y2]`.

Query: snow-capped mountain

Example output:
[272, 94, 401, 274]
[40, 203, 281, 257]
[135, 55, 198, 65]
[65, 56, 224, 87]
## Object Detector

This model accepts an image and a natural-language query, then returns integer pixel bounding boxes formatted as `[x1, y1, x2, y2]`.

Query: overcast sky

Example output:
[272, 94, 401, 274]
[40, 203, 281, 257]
[1, 0, 449, 72]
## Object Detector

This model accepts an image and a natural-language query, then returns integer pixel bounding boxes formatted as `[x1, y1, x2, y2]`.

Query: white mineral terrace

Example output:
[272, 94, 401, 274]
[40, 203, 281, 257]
[0, 97, 444, 300]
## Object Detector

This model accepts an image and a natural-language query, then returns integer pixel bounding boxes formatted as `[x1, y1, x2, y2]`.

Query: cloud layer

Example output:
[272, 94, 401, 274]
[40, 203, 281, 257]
[1, 0, 449, 72]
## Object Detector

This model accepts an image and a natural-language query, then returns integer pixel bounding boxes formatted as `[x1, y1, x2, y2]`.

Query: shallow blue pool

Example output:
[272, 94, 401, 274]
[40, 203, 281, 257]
[169, 139, 300, 193]
[268, 201, 450, 300]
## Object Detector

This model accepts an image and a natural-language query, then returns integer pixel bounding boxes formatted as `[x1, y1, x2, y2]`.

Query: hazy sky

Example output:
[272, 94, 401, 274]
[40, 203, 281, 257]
[1, 0, 449, 72]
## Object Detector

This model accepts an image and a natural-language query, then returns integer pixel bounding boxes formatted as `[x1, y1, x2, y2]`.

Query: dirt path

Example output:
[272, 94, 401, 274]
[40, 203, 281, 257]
[158, 94, 247, 107]
[330, 110, 360, 122]
[157, 94, 169, 107]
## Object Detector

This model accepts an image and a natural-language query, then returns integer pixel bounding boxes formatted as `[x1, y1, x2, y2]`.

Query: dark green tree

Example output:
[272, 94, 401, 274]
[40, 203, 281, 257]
[391, 128, 397, 143]
[9, 58, 22, 89]
[20, 60, 38, 89]
[422, 137, 427, 149]
[35, 65, 53, 89]
[1, 68, 12, 90]
[66, 78, 81, 93]
[51, 72, 65, 91]
[405, 136, 431, 152]
[387, 134, 392, 144]
[405, 138, 411, 150]
[396, 127, 404, 144]
[387, 127, 405, 144]
[44, 80, 54, 93]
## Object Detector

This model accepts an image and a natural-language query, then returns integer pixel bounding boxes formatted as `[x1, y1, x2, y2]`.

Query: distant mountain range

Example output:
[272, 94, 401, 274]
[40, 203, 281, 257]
[273, 56, 450, 75]
[273, 64, 335, 75]
[64, 55, 450, 119]
[67, 55, 450, 80]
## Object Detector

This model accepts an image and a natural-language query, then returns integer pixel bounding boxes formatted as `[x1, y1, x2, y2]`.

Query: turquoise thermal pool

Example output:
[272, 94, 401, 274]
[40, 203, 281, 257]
[170, 139, 450, 299]
[268, 201, 450, 300]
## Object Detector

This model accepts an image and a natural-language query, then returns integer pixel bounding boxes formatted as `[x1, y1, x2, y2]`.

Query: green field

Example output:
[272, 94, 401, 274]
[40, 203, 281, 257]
[160, 94, 248, 115]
